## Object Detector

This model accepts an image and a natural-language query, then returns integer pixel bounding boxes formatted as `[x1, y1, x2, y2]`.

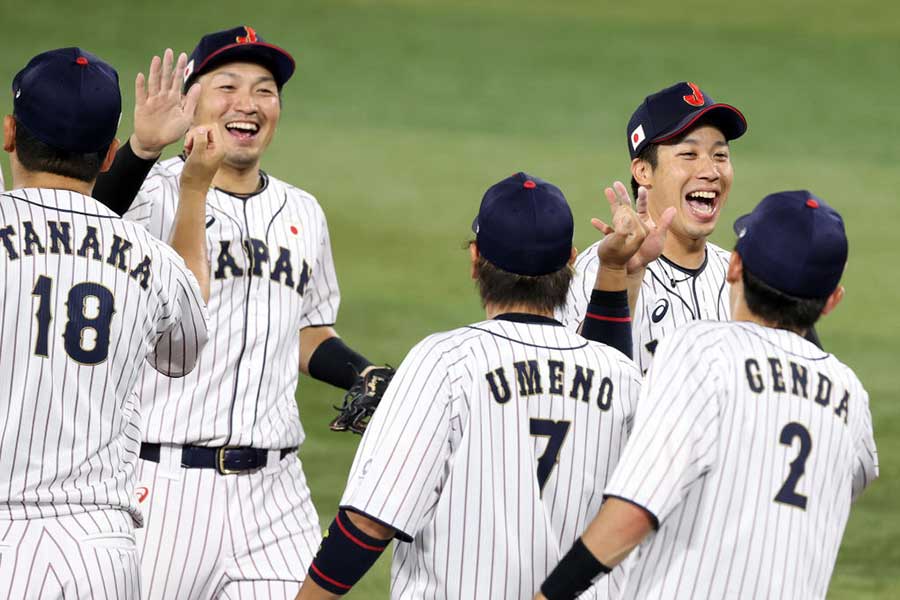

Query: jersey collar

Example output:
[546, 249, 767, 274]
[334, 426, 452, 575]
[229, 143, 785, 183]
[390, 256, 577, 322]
[177, 153, 270, 199]
[493, 312, 563, 326]
[659, 247, 709, 278]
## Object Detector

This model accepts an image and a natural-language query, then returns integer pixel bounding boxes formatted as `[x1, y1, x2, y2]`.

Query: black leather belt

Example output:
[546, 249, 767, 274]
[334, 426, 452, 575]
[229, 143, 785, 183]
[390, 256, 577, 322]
[139, 443, 297, 475]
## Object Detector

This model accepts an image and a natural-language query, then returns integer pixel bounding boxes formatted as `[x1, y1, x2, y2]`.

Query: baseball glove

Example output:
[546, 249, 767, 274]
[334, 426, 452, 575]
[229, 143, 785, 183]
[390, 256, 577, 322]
[329, 366, 395, 434]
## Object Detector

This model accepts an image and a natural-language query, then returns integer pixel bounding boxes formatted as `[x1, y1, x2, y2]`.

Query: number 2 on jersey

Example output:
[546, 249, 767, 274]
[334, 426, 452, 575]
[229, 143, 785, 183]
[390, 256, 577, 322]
[32, 275, 116, 364]
[774, 422, 812, 510]
[529, 418, 571, 492]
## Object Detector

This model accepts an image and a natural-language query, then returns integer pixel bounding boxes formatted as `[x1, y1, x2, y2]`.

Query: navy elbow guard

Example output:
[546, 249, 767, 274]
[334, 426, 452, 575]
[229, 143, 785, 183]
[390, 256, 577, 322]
[307, 509, 391, 595]
[540, 538, 611, 600]
[582, 289, 632, 358]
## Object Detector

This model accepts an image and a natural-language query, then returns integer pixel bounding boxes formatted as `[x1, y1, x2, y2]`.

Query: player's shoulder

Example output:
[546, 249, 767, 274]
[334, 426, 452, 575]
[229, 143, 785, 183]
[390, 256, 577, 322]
[583, 338, 643, 378]
[137, 156, 184, 202]
[411, 325, 490, 355]
[265, 172, 322, 208]
[148, 155, 185, 181]
[661, 319, 733, 352]
[706, 241, 732, 265]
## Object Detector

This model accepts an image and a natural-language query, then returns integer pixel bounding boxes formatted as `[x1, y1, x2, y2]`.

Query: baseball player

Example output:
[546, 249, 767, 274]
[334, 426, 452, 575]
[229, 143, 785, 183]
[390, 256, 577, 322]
[90, 27, 390, 599]
[295, 172, 645, 600]
[538, 191, 879, 600]
[558, 81, 747, 369]
[0, 48, 212, 598]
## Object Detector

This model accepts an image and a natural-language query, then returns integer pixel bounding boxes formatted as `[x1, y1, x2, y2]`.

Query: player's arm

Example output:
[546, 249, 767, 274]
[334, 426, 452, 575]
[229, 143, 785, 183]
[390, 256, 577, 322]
[168, 125, 222, 301]
[94, 49, 200, 214]
[300, 326, 375, 387]
[851, 388, 879, 502]
[298, 336, 456, 598]
[580, 183, 675, 356]
[295, 510, 395, 600]
[536, 498, 655, 600]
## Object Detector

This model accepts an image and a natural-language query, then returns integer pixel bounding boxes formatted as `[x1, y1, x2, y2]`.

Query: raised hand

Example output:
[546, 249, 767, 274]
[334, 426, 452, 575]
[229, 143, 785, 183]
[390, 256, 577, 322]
[593, 181, 675, 273]
[181, 124, 225, 193]
[131, 49, 201, 159]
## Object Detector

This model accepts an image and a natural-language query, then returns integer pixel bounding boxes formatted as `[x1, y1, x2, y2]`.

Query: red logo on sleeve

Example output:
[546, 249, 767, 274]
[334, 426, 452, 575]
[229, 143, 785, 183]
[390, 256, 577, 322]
[683, 82, 705, 107]
[136, 486, 150, 503]
[236, 26, 258, 44]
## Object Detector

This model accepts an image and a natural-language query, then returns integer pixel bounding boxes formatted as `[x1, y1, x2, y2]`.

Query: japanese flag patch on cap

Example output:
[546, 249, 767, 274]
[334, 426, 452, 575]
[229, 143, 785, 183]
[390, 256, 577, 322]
[630, 124, 646, 151]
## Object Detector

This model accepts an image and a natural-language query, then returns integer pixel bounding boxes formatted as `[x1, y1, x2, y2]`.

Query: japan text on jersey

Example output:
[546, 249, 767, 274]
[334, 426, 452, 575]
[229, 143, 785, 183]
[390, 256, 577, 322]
[124, 157, 340, 449]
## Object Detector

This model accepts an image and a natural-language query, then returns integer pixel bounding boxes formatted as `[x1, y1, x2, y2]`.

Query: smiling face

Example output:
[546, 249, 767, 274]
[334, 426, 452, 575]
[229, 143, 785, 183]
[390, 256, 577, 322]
[633, 124, 734, 244]
[192, 61, 281, 170]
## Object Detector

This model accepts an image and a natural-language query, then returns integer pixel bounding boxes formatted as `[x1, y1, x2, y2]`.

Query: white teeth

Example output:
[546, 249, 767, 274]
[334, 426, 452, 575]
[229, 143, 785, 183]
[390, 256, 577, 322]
[225, 122, 259, 133]
[687, 191, 716, 200]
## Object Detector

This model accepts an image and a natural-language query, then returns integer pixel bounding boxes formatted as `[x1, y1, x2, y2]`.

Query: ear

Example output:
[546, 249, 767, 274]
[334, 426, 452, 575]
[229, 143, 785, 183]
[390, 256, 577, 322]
[469, 241, 479, 280]
[819, 284, 845, 317]
[631, 156, 653, 188]
[726, 250, 743, 284]
[99, 138, 120, 173]
[568, 246, 577, 265]
[3, 115, 16, 153]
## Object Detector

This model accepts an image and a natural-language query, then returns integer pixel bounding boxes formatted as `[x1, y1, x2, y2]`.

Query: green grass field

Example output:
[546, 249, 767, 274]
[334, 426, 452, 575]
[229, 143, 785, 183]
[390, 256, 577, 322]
[2, 0, 898, 596]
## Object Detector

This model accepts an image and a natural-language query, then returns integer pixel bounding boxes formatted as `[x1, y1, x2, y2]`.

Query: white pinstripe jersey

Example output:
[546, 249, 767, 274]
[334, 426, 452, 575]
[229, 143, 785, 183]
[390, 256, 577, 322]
[557, 242, 731, 373]
[605, 320, 878, 600]
[124, 157, 340, 448]
[341, 315, 642, 599]
[0, 188, 208, 522]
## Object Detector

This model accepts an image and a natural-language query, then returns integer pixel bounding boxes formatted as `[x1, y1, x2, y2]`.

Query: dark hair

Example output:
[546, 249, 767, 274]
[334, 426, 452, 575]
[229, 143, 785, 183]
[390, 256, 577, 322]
[742, 267, 828, 331]
[474, 252, 573, 314]
[14, 121, 107, 183]
[629, 115, 727, 197]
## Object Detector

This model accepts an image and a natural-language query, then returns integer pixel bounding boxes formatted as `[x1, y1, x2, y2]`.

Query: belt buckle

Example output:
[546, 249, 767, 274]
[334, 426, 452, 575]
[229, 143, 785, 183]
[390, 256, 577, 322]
[217, 446, 243, 475]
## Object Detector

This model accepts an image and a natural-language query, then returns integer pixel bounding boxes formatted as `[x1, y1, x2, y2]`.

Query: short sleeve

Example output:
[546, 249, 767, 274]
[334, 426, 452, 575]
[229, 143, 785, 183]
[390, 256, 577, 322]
[299, 205, 340, 328]
[146, 245, 210, 377]
[604, 326, 722, 525]
[123, 166, 179, 241]
[851, 386, 879, 502]
[556, 242, 599, 330]
[340, 335, 455, 541]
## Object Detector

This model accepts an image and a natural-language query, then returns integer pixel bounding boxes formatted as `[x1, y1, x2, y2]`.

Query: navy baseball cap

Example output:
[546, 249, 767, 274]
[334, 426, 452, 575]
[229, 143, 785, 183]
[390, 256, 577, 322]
[12, 48, 121, 153]
[734, 191, 848, 299]
[472, 172, 574, 276]
[183, 25, 295, 91]
[627, 81, 747, 159]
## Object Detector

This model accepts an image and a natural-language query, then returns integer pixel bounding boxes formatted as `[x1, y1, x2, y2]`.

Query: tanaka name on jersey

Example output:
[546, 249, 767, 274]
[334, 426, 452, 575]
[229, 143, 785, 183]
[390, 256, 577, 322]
[213, 238, 312, 295]
[0, 220, 152, 289]
[745, 357, 850, 424]
[485, 359, 615, 410]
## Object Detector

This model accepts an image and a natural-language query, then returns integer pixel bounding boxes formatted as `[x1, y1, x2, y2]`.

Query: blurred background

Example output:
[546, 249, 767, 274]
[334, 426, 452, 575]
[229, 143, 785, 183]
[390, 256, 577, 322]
[2, 0, 897, 596]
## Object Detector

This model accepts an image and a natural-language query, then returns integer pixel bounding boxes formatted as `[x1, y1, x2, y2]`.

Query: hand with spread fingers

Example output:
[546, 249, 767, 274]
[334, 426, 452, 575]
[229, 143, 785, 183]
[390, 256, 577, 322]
[132, 48, 201, 160]
[593, 181, 676, 273]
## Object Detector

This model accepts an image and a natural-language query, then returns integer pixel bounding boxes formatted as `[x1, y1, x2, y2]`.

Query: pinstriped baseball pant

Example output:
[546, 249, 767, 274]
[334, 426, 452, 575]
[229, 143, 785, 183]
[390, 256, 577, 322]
[134, 447, 321, 600]
[0, 509, 139, 599]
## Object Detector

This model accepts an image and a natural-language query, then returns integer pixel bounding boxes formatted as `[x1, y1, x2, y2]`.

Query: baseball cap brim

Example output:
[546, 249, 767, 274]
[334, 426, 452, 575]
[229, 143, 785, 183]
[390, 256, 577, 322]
[187, 42, 295, 89]
[652, 103, 747, 144]
[733, 211, 753, 236]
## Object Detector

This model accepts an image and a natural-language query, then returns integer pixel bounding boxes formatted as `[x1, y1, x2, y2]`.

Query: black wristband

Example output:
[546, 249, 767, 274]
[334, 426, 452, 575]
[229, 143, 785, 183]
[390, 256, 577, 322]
[308, 336, 373, 390]
[541, 538, 611, 600]
[92, 139, 158, 216]
[581, 289, 632, 358]
[307, 509, 391, 595]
